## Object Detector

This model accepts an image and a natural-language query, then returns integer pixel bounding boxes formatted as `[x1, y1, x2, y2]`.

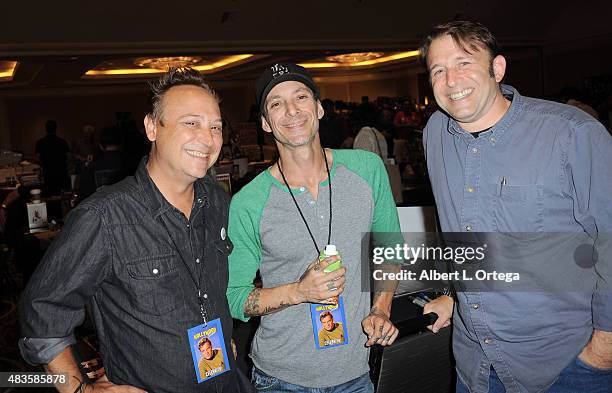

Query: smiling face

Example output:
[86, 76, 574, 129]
[321, 315, 334, 331]
[145, 84, 222, 185]
[427, 34, 508, 132]
[200, 340, 214, 360]
[261, 80, 324, 148]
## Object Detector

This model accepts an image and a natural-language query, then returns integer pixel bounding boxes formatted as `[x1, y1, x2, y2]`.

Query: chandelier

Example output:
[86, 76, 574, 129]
[325, 52, 384, 64]
[134, 56, 203, 70]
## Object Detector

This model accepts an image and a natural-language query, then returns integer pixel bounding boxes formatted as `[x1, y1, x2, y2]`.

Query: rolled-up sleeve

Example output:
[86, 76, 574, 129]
[19, 204, 111, 365]
[565, 120, 612, 331]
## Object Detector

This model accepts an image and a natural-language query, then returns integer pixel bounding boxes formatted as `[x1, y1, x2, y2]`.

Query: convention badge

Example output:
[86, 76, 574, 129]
[310, 296, 349, 350]
[187, 318, 230, 383]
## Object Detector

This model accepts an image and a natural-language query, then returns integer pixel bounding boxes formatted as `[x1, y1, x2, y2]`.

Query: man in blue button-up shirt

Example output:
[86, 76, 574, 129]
[420, 21, 612, 392]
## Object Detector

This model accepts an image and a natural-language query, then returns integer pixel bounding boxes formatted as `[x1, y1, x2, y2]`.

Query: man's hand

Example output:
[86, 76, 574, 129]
[362, 307, 399, 347]
[423, 295, 453, 333]
[578, 330, 612, 370]
[45, 348, 147, 393]
[293, 256, 345, 304]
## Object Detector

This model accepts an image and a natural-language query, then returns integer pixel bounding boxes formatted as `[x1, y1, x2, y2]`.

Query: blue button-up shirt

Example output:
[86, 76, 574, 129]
[424, 85, 612, 393]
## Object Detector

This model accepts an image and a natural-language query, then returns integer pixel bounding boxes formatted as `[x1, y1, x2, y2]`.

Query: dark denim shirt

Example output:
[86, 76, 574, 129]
[424, 85, 612, 393]
[19, 158, 239, 393]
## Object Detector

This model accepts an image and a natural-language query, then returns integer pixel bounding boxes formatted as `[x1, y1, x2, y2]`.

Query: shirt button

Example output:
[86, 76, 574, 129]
[203, 293, 208, 299]
[320, 215, 324, 219]
[309, 201, 315, 205]
[152, 268, 159, 275]
[195, 258, 200, 264]
[490, 137, 497, 143]
[186, 224, 190, 228]
[197, 198, 203, 203]
[467, 186, 475, 193]
[472, 147, 479, 153]
[465, 225, 472, 231]
[472, 304, 479, 309]
[299, 187, 305, 192]
[484, 338, 493, 344]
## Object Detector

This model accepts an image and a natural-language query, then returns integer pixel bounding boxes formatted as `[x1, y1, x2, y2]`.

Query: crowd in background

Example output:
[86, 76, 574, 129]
[17, 83, 612, 202]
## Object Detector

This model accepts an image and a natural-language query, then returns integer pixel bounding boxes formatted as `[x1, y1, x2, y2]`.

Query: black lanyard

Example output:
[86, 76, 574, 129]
[277, 147, 332, 255]
[160, 205, 209, 324]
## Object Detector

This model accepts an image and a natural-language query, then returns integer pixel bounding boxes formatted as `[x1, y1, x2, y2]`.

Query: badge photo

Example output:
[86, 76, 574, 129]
[187, 318, 231, 383]
[310, 296, 349, 350]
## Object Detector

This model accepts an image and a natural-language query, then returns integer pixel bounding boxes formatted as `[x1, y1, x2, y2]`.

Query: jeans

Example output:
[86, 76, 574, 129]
[251, 366, 374, 393]
[456, 356, 612, 393]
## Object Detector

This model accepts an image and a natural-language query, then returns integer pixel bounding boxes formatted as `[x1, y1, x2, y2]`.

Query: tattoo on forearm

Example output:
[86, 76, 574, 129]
[262, 301, 291, 315]
[244, 288, 291, 316]
[244, 288, 261, 316]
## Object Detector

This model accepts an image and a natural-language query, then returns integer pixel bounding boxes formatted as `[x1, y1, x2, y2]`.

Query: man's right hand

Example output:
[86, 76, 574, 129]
[294, 256, 346, 304]
[423, 295, 453, 333]
[45, 348, 147, 393]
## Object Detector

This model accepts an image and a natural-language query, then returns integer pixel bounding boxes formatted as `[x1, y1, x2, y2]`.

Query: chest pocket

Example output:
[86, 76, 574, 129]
[126, 254, 182, 315]
[494, 184, 544, 232]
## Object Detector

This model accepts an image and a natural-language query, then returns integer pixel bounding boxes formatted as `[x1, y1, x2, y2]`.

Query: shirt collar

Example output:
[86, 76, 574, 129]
[135, 156, 209, 219]
[447, 84, 523, 145]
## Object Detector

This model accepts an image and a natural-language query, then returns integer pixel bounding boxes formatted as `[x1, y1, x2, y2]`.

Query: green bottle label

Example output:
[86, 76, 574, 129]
[320, 249, 342, 273]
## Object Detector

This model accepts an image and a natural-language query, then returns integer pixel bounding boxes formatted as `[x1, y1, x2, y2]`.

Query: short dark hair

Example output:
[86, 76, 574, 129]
[149, 67, 219, 122]
[45, 120, 58, 134]
[419, 20, 499, 67]
[319, 311, 334, 321]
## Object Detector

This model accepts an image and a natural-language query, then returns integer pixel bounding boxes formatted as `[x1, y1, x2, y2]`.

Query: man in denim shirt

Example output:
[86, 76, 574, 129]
[420, 21, 612, 392]
[19, 68, 241, 392]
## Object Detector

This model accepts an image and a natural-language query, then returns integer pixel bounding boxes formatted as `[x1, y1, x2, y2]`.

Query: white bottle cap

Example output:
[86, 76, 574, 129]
[30, 188, 42, 202]
[324, 244, 338, 255]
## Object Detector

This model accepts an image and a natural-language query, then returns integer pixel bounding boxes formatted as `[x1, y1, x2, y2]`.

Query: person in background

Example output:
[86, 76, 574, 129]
[353, 106, 389, 160]
[78, 126, 128, 200]
[72, 124, 99, 174]
[559, 86, 600, 120]
[35, 120, 71, 196]
[319, 99, 345, 149]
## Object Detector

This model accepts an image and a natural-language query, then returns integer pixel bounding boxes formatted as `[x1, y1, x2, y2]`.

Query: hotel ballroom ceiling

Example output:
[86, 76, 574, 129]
[0, 0, 610, 95]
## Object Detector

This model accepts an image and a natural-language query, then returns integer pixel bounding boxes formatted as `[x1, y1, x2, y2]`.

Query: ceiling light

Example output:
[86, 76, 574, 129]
[134, 56, 202, 69]
[0, 61, 18, 81]
[300, 50, 420, 69]
[325, 52, 384, 63]
[83, 54, 255, 78]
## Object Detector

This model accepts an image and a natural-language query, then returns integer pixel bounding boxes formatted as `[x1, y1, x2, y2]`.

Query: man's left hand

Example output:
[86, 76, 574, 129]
[578, 330, 612, 370]
[362, 308, 398, 347]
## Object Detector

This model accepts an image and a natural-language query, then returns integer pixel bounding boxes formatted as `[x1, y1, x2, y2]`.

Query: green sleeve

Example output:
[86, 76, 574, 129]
[226, 177, 270, 321]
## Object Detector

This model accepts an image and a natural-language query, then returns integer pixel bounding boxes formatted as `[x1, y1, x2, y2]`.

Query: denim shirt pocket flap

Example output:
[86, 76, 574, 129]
[127, 254, 177, 280]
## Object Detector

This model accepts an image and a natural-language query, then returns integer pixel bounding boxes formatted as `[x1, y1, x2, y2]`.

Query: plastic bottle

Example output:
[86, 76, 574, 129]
[320, 244, 342, 273]
[320, 245, 342, 304]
